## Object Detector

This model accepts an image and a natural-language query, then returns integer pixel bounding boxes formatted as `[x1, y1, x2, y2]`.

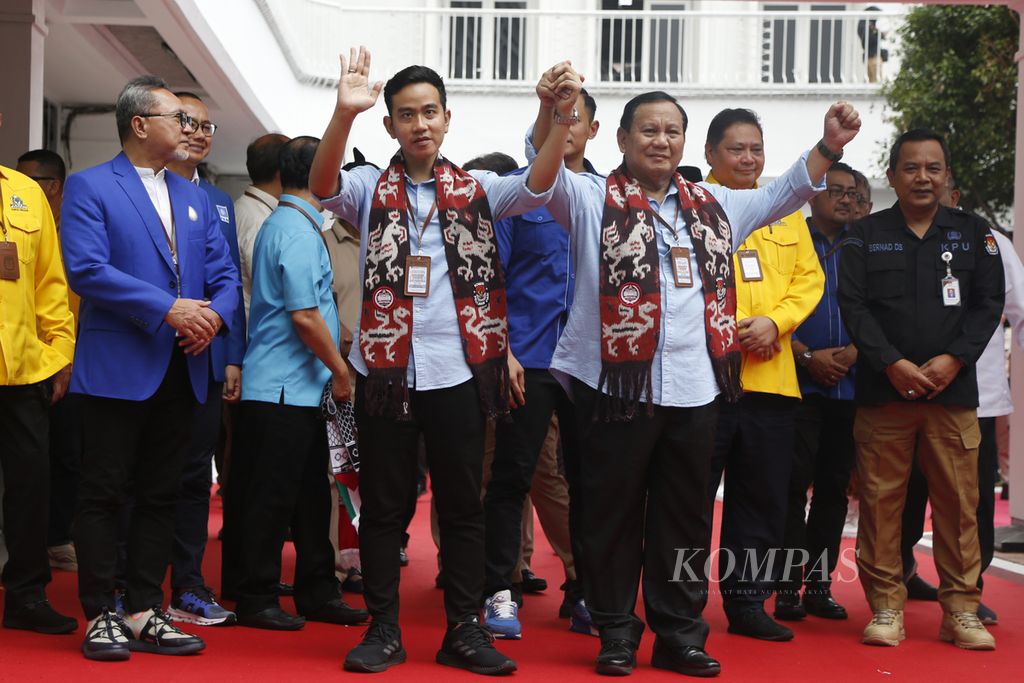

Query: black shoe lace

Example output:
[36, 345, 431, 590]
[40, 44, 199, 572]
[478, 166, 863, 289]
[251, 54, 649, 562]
[361, 621, 398, 645]
[455, 622, 496, 649]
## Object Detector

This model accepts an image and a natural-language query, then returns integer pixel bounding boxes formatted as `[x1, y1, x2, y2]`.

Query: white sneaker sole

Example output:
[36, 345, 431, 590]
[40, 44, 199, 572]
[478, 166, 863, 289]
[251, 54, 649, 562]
[167, 607, 233, 627]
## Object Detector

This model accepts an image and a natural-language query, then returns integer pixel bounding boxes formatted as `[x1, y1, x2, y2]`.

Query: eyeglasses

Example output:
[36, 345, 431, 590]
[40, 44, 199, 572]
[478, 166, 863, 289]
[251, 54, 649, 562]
[826, 188, 862, 201]
[139, 111, 198, 133]
[194, 121, 218, 137]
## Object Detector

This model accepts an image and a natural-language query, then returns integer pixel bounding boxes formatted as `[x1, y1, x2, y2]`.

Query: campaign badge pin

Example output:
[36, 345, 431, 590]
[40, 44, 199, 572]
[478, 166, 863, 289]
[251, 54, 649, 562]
[473, 282, 489, 307]
[9, 194, 27, 211]
[985, 234, 999, 256]
[217, 205, 230, 223]
[188, 205, 198, 221]
[619, 282, 642, 306]
[373, 286, 395, 310]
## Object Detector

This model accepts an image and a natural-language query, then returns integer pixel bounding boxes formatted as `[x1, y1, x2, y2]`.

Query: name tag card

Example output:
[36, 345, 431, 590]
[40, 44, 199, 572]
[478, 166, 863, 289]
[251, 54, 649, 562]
[670, 247, 693, 287]
[0, 242, 20, 281]
[404, 255, 431, 297]
[941, 275, 961, 307]
[737, 249, 763, 282]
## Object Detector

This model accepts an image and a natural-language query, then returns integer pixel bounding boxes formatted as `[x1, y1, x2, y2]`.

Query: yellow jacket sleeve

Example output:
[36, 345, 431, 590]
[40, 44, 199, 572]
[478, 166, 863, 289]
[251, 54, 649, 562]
[765, 214, 824, 336]
[35, 199, 76, 366]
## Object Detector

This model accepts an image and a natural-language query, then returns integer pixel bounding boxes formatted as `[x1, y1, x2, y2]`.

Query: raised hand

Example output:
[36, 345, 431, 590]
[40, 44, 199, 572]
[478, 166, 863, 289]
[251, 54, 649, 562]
[336, 46, 384, 115]
[822, 101, 861, 151]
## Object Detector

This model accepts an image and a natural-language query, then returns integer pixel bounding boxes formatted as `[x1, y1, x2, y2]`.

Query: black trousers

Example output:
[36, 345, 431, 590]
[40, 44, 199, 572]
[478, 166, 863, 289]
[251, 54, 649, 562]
[901, 415, 997, 586]
[780, 395, 856, 593]
[710, 393, 797, 614]
[226, 401, 339, 615]
[0, 381, 53, 607]
[75, 350, 193, 619]
[356, 377, 486, 625]
[573, 380, 717, 648]
[484, 369, 581, 601]
[48, 393, 83, 547]
[171, 380, 222, 591]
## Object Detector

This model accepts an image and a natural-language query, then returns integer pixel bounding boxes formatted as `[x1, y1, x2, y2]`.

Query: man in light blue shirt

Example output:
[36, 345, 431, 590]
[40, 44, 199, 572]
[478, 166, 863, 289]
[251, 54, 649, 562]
[527, 76, 860, 676]
[224, 136, 368, 632]
[309, 49, 580, 675]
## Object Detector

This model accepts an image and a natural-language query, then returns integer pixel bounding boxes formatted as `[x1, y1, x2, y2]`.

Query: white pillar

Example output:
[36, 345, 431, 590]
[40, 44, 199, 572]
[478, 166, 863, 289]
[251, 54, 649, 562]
[0, 0, 46, 165]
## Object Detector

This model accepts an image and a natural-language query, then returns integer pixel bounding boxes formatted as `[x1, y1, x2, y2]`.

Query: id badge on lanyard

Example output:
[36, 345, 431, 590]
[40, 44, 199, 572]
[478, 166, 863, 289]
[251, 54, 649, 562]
[670, 247, 693, 287]
[941, 251, 960, 307]
[404, 255, 431, 296]
[736, 249, 763, 282]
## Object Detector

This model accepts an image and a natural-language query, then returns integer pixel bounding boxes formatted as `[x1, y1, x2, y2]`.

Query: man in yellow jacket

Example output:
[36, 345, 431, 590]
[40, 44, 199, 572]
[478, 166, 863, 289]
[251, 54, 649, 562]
[0, 153, 77, 635]
[703, 108, 825, 642]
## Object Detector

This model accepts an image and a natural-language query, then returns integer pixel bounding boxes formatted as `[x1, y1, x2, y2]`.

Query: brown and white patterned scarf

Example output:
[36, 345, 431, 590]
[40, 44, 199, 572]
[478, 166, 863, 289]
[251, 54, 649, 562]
[598, 165, 742, 419]
[359, 153, 510, 419]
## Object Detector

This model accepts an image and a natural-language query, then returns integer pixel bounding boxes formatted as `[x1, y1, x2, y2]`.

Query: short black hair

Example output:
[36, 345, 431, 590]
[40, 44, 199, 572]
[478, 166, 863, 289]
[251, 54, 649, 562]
[826, 161, 856, 182]
[463, 152, 518, 175]
[17, 149, 67, 183]
[383, 65, 447, 116]
[619, 91, 687, 133]
[115, 74, 169, 142]
[888, 129, 951, 172]
[247, 133, 290, 184]
[279, 136, 320, 191]
[705, 108, 762, 149]
[173, 91, 203, 103]
[580, 88, 597, 123]
[850, 169, 872, 199]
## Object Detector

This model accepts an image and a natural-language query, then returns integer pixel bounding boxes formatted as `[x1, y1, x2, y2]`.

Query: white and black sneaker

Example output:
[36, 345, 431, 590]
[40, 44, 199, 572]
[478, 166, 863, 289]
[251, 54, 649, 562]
[124, 607, 206, 656]
[81, 607, 131, 661]
[437, 619, 517, 675]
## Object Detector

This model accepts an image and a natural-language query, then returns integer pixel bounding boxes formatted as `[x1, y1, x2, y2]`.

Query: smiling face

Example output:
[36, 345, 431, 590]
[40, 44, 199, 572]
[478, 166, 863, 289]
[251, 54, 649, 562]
[617, 101, 686, 190]
[178, 96, 212, 167]
[887, 139, 949, 214]
[705, 122, 765, 190]
[383, 82, 451, 167]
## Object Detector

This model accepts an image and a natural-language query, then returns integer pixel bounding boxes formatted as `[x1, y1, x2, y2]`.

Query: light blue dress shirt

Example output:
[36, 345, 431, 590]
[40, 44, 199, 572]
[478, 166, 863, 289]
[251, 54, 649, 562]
[319, 162, 555, 391]
[242, 194, 340, 407]
[528, 136, 824, 408]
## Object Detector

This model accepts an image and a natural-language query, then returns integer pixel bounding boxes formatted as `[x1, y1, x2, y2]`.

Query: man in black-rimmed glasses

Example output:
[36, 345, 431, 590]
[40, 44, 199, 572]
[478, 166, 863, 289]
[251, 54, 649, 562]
[61, 74, 240, 661]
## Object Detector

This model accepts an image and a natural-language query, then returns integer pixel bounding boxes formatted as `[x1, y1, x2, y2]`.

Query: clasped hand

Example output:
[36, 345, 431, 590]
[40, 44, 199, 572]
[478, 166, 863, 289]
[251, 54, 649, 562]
[165, 298, 222, 355]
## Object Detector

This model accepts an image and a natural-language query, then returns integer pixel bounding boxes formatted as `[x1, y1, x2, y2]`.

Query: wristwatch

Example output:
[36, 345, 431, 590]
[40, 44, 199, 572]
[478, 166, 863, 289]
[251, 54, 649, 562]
[816, 139, 843, 163]
[796, 350, 813, 367]
[554, 107, 580, 126]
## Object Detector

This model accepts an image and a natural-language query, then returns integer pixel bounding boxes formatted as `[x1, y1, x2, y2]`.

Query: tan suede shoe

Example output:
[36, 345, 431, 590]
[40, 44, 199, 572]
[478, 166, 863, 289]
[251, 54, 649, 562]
[939, 611, 996, 650]
[862, 609, 905, 647]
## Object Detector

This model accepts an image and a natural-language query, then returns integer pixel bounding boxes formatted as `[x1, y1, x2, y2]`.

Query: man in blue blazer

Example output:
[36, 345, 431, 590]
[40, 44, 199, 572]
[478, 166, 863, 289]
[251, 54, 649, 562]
[165, 92, 246, 628]
[60, 75, 239, 661]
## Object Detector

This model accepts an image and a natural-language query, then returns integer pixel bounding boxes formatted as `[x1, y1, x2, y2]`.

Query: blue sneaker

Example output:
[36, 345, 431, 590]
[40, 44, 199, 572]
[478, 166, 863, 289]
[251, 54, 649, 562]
[114, 591, 126, 618]
[169, 586, 237, 626]
[569, 598, 598, 636]
[483, 590, 522, 640]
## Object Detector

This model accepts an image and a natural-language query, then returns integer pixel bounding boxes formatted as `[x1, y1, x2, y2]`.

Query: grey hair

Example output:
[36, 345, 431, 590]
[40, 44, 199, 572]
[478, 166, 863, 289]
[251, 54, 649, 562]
[116, 75, 170, 142]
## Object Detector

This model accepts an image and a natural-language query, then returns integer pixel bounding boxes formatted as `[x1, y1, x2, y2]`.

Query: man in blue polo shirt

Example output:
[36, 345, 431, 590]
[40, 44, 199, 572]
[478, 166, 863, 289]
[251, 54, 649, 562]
[777, 162, 860, 622]
[482, 89, 599, 641]
[225, 136, 368, 631]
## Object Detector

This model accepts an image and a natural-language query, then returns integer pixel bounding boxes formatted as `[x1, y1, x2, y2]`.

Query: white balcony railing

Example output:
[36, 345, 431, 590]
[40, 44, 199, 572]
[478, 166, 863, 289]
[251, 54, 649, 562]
[256, 1, 902, 95]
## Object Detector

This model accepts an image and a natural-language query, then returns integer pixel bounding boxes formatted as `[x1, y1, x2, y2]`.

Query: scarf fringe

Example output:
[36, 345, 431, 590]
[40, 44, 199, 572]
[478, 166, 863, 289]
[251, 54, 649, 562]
[714, 351, 744, 404]
[596, 362, 655, 422]
[474, 358, 511, 420]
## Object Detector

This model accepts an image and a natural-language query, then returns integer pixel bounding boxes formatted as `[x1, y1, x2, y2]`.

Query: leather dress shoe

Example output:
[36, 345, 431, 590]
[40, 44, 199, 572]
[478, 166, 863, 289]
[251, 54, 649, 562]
[596, 639, 637, 676]
[803, 591, 847, 620]
[520, 569, 548, 594]
[773, 593, 806, 621]
[237, 606, 305, 631]
[651, 640, 721, 678]
[301, 598, 369, 626]
[727, 607, 794, 641]
[904, 574, 938, 601]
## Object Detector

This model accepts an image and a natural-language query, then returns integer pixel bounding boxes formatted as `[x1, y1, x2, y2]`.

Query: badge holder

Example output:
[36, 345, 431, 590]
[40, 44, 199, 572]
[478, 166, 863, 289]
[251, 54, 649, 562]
[404, 255, 431, 297]
[737, 249, 763, 282]
[0, 234, 19, 281]
[940, 251, 960, 307]
[670, 246, 693, 288]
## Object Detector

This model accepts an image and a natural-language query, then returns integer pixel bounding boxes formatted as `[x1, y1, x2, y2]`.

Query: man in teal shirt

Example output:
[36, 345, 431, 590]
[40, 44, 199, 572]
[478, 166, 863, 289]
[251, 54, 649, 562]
[223, 136, 367, 630]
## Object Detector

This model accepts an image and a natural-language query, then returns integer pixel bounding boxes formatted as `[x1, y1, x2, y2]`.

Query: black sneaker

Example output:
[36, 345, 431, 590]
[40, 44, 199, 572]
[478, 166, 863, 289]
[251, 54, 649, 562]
[344, 622, 406, 673]
[436, 620, 517, 675]
[301, 598, 369, 626]
[4, 599, 78, 634]
[727, 606, 794, 642]
[81, 608, 131, 661]
[773, 592, 806, 621]
[904, 574, 938, 601]
[596, 639, 637, 676]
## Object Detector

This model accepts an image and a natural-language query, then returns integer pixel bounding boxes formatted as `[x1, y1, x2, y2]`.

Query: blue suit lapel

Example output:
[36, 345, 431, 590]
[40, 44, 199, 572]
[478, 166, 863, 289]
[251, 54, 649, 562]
[112, 153, 175, 273]
[167, 173, 196, 283]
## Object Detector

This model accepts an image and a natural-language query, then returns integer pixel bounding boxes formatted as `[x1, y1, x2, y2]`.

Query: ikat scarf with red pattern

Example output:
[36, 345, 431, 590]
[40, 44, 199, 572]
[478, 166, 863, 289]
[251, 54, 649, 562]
[598, 165, 742, 419]
[360, 153, 510, 419]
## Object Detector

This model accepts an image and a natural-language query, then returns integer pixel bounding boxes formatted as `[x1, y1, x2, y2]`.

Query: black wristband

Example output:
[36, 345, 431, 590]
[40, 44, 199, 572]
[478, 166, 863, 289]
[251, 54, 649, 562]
[816, 139, 843, 163]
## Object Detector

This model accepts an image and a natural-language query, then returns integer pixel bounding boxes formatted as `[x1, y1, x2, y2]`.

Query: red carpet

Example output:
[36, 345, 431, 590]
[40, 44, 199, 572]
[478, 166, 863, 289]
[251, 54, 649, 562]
[1, 490, 1020, 681]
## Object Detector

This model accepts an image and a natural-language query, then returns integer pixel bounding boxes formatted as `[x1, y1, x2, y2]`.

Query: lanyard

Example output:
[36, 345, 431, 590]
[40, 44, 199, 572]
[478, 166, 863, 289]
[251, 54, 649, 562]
[279, 200, 322, 234]
[409, 201, 437, 255]
[649, 199, 682, 243]
[154, 209, 181, 297]
[244, 190, 275, 213]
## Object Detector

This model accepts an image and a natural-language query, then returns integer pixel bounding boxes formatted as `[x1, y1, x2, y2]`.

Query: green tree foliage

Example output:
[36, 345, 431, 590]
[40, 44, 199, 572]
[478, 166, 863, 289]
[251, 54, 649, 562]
[882, 4, 1018, 226]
